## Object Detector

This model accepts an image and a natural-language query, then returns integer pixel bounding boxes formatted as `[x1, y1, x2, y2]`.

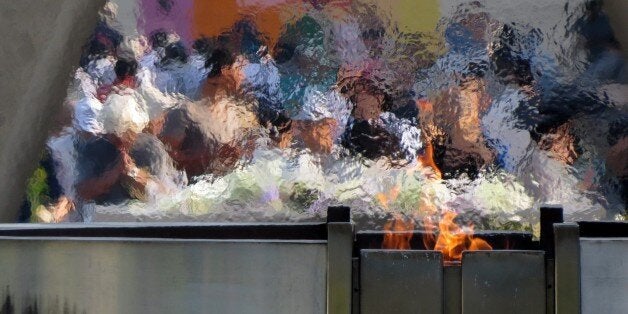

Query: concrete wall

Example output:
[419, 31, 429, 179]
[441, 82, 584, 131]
[0, 0, 106, 221]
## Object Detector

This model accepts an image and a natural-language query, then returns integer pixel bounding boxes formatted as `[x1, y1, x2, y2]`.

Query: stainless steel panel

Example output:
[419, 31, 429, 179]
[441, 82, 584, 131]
[462, 251, 545, 314]
[554, 223, 581, 314]
[545, 259, 555, 314]
[580, 238, 628, 314]
[327, 222, 353, 314]
[0, 237, 327, 314]
[444, 266, 461, 314]
[360, 250, 443, 314]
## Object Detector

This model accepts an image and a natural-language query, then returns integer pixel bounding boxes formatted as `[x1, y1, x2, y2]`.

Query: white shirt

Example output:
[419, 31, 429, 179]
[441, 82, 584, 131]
[100, 89, 150, 135]
[73, 96, 104, 134]
[85, 57, 116, 86]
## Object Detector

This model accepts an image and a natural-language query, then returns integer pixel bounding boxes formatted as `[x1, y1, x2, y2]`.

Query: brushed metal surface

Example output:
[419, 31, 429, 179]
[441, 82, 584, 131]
[0, 237, 327, 314]
[554, 223, 581, 314]
[444, 266, 461, 314]
[327, 222, 353, 314]
[580, 238, 628, 314]
[360, 250, 443, 314]
[462, 251, 546, 314]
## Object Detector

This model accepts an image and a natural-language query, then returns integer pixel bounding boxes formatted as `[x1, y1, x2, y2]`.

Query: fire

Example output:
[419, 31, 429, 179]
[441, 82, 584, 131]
[422, 211, 492, 262]
[375, 185, 400, 210]
[417, 142, 442, 180]
[380, 98, 489, 256]
[382, 215, 415, 250]
[416, 99, 442, 180]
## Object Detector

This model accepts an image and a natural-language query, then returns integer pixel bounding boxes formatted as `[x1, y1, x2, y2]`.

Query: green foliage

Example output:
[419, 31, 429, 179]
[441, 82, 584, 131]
[25, 166, 50, 214]
[289, 182, 319, 211]
[483, 214, 534, 233]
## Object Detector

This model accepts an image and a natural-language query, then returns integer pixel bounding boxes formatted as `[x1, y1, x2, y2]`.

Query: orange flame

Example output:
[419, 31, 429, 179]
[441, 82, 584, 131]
[416, 99, 442, 180]
[418, 142, 442, 180]
[423, 211, 492, 262]
[375, 185, 400, 210]
[382, 215, 414, 250]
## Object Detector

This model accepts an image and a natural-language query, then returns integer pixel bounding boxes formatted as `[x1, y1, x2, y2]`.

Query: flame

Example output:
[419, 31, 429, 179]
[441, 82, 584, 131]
[418, 142, 442, 180]
[382, 214, 414, 250]
[415, 99, 442, 180]
[423, 211, 492, 262]
[375, 185, 400, 210]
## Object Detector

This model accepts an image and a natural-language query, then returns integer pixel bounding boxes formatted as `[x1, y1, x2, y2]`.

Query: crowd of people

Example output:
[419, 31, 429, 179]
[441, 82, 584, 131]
[23, 0, 626, 224]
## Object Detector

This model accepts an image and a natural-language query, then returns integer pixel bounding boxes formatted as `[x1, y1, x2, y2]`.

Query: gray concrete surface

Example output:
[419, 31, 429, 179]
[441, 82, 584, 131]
[0, 0, 106, 221]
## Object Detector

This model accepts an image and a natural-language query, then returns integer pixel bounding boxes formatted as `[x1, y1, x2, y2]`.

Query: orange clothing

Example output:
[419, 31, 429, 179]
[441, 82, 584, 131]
[192, 0, 307, 50]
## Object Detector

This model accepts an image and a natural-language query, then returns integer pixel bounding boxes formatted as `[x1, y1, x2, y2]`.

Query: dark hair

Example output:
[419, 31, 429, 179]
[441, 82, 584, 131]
[114, 59, 138, 79]
[192, 37, 212, 55]
[272, 41, 295, 64]
[163, 42, 189, 64]
[80, 22, 123, 67]
[205, 49, 233, 77]
[150, 30, 169, 49]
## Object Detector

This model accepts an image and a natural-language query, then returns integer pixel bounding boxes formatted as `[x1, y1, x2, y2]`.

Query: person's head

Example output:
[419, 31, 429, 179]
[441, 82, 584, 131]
[193, 37, 212, 55]
[114, 59, 138, 80]
[149, 30, 170, 49]
[80, 22, 123, 67]
[205, 48, 234, 78]
[162, 41, 189, 64]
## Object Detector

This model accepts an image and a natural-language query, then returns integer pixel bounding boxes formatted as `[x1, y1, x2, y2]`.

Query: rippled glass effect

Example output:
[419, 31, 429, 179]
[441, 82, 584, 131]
[23, 0, 627, 230]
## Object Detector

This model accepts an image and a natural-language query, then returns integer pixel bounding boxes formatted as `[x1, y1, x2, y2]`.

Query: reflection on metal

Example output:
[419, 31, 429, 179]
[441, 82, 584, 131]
[0, 238, 327, 314]
[461, 251, 546, 314]
[554, 223, 581, 314]
[360, 250, 443, 314]
[580, 238, 628, 314]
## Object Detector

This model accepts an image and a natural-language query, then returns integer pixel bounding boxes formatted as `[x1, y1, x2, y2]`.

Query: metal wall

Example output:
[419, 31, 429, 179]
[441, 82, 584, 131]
[580, 238, 628, 314]
[358, 250, 546, 314]
[0, 238, 327, 314]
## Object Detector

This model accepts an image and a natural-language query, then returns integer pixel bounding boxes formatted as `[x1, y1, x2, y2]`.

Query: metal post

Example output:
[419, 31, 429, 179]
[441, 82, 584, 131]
[554, 223, 580, 314]
[540, 205, 564, 259]
[540, 205, 563, 314]
[327, 207, 353, 314]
